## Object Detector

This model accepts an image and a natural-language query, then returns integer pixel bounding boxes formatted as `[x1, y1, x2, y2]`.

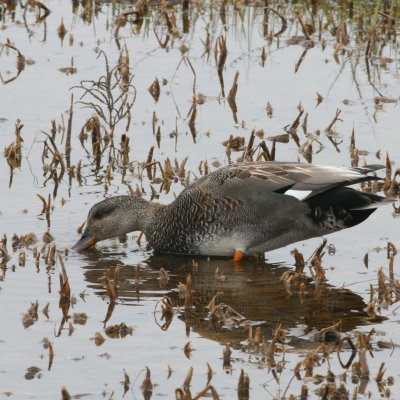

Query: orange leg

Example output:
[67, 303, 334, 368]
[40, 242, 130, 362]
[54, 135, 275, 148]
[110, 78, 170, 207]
[233, 250, 245, 262]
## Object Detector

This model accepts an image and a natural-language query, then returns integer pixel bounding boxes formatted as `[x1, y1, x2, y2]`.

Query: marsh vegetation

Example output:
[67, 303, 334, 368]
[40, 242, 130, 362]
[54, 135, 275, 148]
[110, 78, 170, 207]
[0, 0, 399, 398]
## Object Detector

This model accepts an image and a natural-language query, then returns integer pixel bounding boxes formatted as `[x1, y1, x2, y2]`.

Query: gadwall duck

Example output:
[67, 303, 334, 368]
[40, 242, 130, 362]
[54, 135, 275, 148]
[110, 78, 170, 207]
[73, 162, 392, 259]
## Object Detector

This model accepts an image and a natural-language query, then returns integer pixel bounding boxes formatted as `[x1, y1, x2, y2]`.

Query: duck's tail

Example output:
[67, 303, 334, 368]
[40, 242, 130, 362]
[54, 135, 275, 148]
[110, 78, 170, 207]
[304, 187, 394, 230]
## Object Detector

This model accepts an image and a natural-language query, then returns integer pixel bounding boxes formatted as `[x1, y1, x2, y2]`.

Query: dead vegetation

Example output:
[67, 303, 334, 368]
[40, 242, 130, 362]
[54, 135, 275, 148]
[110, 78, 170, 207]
[0, 0, 399, 399]
[72, 50, 136, 134]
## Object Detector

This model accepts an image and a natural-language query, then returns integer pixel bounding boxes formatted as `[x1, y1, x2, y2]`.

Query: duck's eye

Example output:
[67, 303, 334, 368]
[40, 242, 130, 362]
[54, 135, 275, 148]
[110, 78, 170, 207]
[92, 205, 115, 220]
[93, 211, 103, 219]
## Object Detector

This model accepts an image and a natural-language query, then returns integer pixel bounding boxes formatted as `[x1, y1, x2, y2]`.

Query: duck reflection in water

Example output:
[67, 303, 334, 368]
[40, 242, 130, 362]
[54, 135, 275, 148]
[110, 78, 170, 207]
[80, 251, 378, 349]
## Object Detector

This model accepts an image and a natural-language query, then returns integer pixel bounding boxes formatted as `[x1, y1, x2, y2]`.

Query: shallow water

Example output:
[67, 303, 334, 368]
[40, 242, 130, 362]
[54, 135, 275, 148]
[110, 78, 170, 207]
[1, 1, 400, 399]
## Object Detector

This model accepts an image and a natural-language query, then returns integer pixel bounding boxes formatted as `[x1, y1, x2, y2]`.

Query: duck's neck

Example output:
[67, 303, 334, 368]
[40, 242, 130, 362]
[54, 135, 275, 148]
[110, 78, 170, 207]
[129, 198, 166, 234]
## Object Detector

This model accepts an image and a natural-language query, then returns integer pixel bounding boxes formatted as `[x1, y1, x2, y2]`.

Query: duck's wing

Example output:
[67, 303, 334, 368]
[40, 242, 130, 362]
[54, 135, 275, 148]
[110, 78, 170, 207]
[186, 161, 384, 195]
[172, 162, 387, 251]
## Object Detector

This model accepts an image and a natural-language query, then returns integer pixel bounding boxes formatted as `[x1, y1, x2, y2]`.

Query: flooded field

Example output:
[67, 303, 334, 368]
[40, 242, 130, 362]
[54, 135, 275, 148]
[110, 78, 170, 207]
[1, 0, 400, 398]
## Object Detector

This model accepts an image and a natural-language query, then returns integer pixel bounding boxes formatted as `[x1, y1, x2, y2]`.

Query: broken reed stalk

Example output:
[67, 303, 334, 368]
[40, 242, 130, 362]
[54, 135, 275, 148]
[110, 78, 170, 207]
[188, 100, 197, 141]
[113, 267, 120, 286]
[123, 369, 130, 395]
[227, 71, 239, 123]
[215, 35, 227, 96]
[238, 369, 250, 394]
[48, 341, 54, 370]
[4, 120, 24, 187]
[287, 110, 303, 146]
[104, 276, 118, 301]
[192, 385, 218, 400]
[325, 109, 342, 132]
[58, 253, 71, 302]
[146, 146, 154, 179]
[61, 386, 71, 400]
[184, 56, 197, 97]
[227, 71, 239, 100]
[141, 366, 153, 394]
[4, 120, 23, 166]
[206, 363, 213, 384]
[65, 93, 73, 168]
[310, 239, 327, 262]
[359, 348, 370, 379]
[223, 344, 231, 369]
[296, 12, 312, 41]
[159, 267, 169, 281]
[265, 323, 284, 367]
[36, 193, 51, 228]
[291, 248, 305, 272]
[41, 131, 66, 179]
[135, 263, 141, 283]
[148, 78, 160, 102]
[184, 274, 193, 307]
[215, 35, 227, 72]
[160, 296, 174, 317]
[183, 341, 191, 359]
[259, 140, 276, 161]
[311, 258, 326, 284]
[266, 7, 287, 37]
[183, 366, 193, 389]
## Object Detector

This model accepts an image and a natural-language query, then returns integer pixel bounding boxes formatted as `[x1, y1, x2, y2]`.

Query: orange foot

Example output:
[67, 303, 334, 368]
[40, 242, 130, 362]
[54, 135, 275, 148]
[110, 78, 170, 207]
[233, 251, 245, 269]
[233, 250, 245, 262]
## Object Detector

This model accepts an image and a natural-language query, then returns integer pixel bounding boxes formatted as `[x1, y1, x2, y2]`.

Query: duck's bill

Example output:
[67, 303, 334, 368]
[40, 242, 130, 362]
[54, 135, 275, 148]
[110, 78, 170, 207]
[72, 234, 98, 251]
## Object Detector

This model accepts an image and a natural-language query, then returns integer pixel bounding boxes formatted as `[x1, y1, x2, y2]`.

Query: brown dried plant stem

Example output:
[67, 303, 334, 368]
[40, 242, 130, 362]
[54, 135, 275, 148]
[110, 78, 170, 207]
[65, 93, 73, 168]
[227, 71, 239, 123]
[215, 35, 227, 97]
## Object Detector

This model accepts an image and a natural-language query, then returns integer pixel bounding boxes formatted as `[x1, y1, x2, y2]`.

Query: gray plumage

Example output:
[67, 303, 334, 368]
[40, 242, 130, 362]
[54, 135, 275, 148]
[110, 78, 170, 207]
[73, 161, 392, 256]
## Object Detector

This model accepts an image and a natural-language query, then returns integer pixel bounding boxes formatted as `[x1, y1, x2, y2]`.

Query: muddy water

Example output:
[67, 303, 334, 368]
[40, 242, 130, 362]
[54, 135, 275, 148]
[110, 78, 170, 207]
[1, 1, 400, 399]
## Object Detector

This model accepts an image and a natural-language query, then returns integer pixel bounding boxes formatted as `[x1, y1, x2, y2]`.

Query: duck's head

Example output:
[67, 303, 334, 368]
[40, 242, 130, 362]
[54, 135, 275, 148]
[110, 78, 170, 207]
[72, 195, 152, 251]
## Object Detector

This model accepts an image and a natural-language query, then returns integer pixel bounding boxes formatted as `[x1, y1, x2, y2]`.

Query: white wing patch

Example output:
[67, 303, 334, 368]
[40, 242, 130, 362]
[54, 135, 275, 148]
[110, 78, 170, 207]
[285, 190, 313, 201]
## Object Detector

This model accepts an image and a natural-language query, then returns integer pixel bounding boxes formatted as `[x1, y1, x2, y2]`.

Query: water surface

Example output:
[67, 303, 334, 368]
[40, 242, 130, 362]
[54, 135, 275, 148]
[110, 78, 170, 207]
[1, 1, 399, 398]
